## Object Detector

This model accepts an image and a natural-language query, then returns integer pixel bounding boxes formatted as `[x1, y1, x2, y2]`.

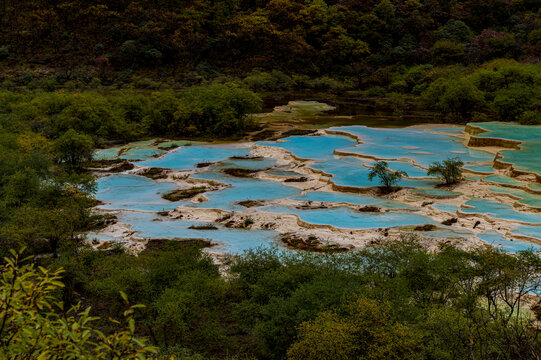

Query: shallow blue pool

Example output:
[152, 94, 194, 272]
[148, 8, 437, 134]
[462, 199, 541, 224]
[478, 230, 541, 253]
[117, 212, 280, 254]
[260, 205, 435, 229]
[139, 145, 251, 170]
[96, 174, 184, 212]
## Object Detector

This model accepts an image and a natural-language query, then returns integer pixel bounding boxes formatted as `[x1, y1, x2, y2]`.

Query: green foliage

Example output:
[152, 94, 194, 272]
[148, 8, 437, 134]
[59, 244, 227, 354]
[287, 297, 423, 360]
[22, 236, 538, 359]
[0, 249, 157, 359]
[0, 46, 9, 59]
[4, 0, 538, 75]
[435, 20, 473, 43]
[243, 71, 293, 91]
[53, 129, 94, 170]
[368, 161, 407, 191]
[423, 77, 486, 120]
[493, 85, 536, 121]
[173, 83, 262, 137]
[427, 157, 464, 185]
[430, 41, 465, 64]
[0, 85, 262, 141]
[519, 110, 541, 125]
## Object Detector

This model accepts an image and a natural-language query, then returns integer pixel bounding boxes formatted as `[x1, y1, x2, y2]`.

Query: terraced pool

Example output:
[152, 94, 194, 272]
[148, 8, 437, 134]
[92, 120, 541, 253]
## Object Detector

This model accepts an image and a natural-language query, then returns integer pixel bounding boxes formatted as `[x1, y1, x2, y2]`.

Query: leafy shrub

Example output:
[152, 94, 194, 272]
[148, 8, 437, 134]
[0, 250, 157, 359]
[19, 71, 33, 85]
[173, 83, 262, 136]
[430, 41, 465, 64]
[368, 161, 407, 191]
[287, 297, 422, 360]
[435, 20, 473, 43]
[243, 70, 292, 91]
[519, 110, 541, 125]
[423, 77, 485, 120]
[427, 157, 464, 185]
[53, 129, 94, 169]
[308, 76, 346, 91]
[0, 45, 9, 59]
[493, 85, 535, 121]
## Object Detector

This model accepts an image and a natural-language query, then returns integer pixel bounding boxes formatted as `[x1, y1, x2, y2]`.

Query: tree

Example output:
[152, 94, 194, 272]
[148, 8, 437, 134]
[2, 168, 40, 206]
[430, 41, 465, 64]
[0, 249, 157, 359]
[287, 297, 422, 360]
[427, 157, 464, 185]
[434, 20, 473, 43]
[52, 128, 94, 170]
[493, 85, 535, 121]
[173, 83, 262, 136]
[430, 79, 486, 120]
[368, 161, 407, 192]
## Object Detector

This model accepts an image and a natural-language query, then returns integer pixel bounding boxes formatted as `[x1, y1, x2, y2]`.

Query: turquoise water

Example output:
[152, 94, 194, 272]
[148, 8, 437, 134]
[95, 140, 202, 161]
[477, 230, 541, 253]
[484, 175, 522, 186]
[260, 205, 435, 229]
[95, 140, 164, 161]
[138, 145, 251, 170]
[292, 191, 413, 209]
[191, 170, 301, 211]
[91, 122, 541, 252]
[433, 203, 460, 214]
[472, 122, 541, 175]
[117, 212, 280, 254]
[94, 147, 121, 160]
[219, 157, 276, 170]
[120, 147, 164, 160]
[312, 158, 441, 188]
[96, 174, 185, 212]
[259, 134, 357, 160]
[512, 225, 541, 240]
[85, 233, 122, 242]
[463, 164, 494, 174]
[373, 161, 431, 178]
[462, 199, 541, 224]
[529, 184, 541, 191]
[489, 187, 541, 208]
[329, 126, 493, 168]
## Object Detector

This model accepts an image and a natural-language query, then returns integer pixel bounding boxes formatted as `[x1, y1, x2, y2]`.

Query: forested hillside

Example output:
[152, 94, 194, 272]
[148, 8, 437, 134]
[2, 0, 539, 75]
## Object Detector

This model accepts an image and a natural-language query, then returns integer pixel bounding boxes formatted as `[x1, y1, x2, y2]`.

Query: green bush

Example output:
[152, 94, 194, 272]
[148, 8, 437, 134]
[19, 71, 33, 85]
[0, 250, 157, 359]
[493, 85, 535, 121]
[368, 161, 407, 191]
[0, 45, 9, 59]
[427, 157, 464, 185]
[519, 110, 541, 125]
[243, 70, 292, 91]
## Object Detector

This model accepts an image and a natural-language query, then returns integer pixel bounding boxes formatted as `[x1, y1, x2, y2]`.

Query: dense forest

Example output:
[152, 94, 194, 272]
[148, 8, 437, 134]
[1, 0, 540, 123]
[2, 0, 540, 73]
[1, 0, 541, 359]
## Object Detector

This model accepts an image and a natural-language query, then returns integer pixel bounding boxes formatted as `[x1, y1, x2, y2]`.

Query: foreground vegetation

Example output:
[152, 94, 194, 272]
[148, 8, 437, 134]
[2, 240, 540, 359]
